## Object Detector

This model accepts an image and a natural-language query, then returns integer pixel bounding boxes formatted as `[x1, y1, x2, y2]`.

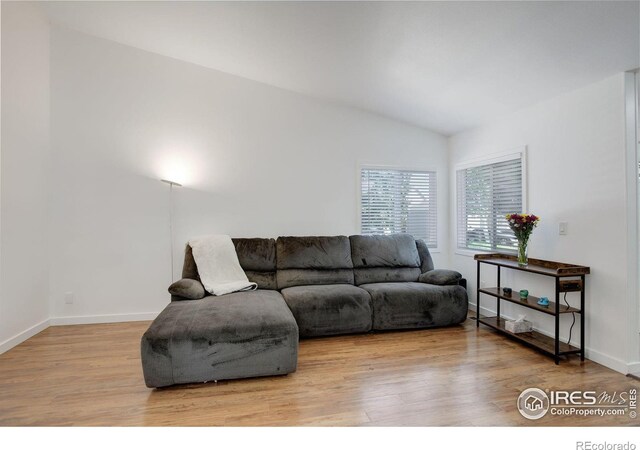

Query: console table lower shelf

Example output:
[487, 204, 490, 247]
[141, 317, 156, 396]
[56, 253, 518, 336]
[477, 316, 581, 358]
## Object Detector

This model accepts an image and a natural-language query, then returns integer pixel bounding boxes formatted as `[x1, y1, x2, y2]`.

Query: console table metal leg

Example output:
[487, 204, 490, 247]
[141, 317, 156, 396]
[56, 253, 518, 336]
[580, 275, 585, 361]
[496, 267, 501, 320]
[554, 278, 560, 365]
[476, 261, 480, 327]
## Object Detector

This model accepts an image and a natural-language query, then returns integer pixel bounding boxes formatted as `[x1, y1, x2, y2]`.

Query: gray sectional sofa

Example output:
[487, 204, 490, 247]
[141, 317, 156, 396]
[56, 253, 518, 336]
[141, 234, 468, 388]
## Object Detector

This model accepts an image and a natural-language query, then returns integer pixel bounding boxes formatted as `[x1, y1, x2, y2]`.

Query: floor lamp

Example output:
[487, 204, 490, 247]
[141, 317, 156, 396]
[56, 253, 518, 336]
[161, 179, 182, 282]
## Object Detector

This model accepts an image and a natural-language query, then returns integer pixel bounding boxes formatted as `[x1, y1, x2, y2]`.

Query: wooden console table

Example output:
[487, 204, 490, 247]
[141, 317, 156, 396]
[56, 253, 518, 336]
[474, 254, 590, 364]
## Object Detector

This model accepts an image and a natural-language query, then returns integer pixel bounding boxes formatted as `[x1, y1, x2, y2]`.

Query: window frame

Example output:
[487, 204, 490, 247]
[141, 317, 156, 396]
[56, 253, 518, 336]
[357, 163, 440, 253]
[454, 148, 528, 257]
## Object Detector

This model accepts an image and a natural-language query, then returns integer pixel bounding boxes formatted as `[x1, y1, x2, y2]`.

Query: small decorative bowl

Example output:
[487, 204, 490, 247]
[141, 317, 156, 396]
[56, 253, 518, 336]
[537, 297, 550, 307]
[519, 289, 529, 299]
[502, 287, 512, 296]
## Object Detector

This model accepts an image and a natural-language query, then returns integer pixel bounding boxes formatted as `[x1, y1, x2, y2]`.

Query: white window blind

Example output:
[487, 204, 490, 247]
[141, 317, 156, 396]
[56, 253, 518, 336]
[456, 156, 523, 252]
[360, 168, 437, 247]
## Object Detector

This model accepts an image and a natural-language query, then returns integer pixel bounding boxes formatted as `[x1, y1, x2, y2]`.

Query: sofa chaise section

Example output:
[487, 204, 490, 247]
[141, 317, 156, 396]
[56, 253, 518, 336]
[141, 289, 298, 388]
[141, 238, 298, 388]
[277, 236, 373, 337]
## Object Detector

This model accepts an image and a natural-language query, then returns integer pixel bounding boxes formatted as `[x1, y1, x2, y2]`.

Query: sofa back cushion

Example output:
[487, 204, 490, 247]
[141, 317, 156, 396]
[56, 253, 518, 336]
[349, 234, 421, 285]
[232, 238, 278, 290]
[181, 238, 278, 290]
[276, 236, 354, 288]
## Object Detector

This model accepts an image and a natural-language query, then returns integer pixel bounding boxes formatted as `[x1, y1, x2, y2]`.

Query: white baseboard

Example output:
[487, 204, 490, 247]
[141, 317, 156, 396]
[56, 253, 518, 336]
[626, 361, 640, 376]
[469, 301, 635, 375]
[0, 312, 159, 355]
[50, 312, 159, 326]
[585, 348, 633, 375]
[0, 319, 50, 355]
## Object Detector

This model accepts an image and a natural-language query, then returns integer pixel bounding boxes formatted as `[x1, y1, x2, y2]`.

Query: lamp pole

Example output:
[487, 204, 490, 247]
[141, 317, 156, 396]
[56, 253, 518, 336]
[161, 179, 182, 282]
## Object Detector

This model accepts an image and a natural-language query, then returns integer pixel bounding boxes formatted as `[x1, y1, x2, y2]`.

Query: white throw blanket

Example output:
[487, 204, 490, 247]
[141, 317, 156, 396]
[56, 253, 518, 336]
[188, 235, 257, 296]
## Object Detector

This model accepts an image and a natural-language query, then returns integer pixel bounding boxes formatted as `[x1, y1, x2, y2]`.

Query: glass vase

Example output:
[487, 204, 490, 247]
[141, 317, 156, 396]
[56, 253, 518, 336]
[517, 238, 529, 266]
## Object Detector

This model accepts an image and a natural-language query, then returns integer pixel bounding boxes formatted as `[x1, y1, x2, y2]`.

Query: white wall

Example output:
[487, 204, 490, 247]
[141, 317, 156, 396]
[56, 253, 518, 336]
[449, 73, 639, 373]
[0, 2, 51, 350]
[49, 27, 450, 322]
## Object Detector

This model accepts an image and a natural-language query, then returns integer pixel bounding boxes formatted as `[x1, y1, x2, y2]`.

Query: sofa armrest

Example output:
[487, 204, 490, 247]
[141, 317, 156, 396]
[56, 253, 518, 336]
[418, 269, 462, 286]
[168, 278, 206, 301]
[415, 239, 435, 273]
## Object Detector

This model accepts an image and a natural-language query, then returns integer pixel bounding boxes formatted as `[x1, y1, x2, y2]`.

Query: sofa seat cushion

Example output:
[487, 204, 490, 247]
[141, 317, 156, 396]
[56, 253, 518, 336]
[281, 284, 372, 337]
[141, 289, 298, 388]
[360, 282, 468, 331]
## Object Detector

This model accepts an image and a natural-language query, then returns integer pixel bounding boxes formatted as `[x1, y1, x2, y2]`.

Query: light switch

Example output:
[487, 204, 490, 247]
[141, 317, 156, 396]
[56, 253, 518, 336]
[559, 222, 568, 235]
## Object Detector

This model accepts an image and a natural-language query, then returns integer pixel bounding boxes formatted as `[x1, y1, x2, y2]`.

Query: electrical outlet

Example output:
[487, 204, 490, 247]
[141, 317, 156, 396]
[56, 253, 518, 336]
[480, 280, 487, 288]
[64, 292, 74, 305]
[559, 222, 568, 235]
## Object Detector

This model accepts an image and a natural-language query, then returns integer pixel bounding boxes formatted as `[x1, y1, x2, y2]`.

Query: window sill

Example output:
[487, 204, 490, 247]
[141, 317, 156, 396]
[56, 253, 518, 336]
[454, 248, 517, 258]
[454, 249, 488, 258]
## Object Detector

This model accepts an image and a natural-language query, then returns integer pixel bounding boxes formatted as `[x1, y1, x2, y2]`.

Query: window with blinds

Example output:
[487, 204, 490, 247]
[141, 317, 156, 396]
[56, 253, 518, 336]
[456, 154, 524, 252]
[360, 167, 437, 247]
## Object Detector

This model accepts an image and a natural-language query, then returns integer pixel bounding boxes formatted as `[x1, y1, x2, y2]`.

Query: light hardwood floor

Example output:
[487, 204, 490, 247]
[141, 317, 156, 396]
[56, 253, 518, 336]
[0, 317, 637, 426]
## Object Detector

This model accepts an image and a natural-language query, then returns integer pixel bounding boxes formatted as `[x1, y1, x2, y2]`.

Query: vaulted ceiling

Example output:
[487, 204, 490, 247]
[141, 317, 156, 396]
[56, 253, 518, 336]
[42, 1, 640, 135]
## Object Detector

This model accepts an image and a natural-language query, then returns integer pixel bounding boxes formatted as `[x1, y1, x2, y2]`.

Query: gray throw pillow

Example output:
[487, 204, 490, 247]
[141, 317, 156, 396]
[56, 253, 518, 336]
[418, 269, 462, 286]
[168, 278, 206, 300]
